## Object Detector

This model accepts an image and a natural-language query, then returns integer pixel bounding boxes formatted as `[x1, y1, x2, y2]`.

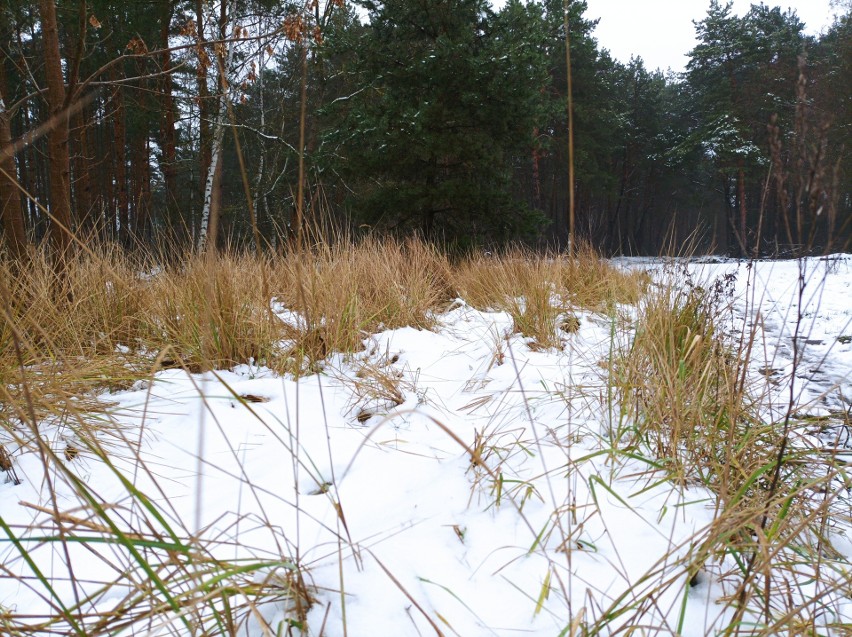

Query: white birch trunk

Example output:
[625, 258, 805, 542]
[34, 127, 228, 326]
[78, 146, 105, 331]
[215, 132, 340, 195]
[197, 107, 226, 252]
[197, 1, 236, 252]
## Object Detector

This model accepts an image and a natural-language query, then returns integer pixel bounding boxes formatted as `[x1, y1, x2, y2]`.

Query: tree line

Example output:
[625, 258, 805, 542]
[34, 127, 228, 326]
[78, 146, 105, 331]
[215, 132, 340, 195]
[0, 0, 849, 257]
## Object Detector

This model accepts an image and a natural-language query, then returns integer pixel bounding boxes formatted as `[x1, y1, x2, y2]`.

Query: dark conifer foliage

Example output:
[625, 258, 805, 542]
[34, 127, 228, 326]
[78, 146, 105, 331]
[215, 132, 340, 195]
[0, 0, 849, 256]
[321, 0, 552, 244]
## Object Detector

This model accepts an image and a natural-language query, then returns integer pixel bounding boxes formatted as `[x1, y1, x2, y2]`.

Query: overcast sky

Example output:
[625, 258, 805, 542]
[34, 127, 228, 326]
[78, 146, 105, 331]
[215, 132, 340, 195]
[583, 0, 841, 73]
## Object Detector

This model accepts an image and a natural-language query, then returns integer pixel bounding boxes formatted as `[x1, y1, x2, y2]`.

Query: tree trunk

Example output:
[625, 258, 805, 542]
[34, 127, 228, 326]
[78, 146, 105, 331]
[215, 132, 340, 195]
[737, 160, 748, 256]
[198, 0, 233, 252]
[198, 87, 227, 252]
[18, 101, 39, 230]
[0, 63, 27, 258]
[102, 117, 114, 240]
[195, 0, 212, 240]
[70, 107, 93, 233]
[422, 157, 437, 238]
[131, 129, 150, 243]
[159, 4, 180, 243]
[110, 76, 129, 244]
[39, 0, 74, 259]
[252, 57, 269, 245]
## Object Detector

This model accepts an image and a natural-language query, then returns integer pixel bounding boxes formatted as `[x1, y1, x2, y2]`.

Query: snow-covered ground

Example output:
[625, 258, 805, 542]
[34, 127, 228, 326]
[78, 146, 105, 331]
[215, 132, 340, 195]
[1, 256, 850, 635]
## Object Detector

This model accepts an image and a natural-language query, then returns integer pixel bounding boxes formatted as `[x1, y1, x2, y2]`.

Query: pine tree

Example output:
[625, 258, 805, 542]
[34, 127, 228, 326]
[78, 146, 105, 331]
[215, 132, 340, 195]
[686, 1, 807, 255]
[38, 0, 74, 259]
[325, 0, 550, 244]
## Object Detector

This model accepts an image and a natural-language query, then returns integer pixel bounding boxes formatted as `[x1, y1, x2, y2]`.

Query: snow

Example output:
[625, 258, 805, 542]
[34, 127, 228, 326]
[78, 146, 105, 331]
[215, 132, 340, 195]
[1, 256, 850, 635]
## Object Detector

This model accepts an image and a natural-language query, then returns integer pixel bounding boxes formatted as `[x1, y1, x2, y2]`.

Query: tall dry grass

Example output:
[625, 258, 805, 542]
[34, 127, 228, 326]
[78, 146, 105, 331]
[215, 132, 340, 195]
[453, 243, 648, 348]
[605, 261, 851, 635]
[0, 238, 645, 384]
[611, 268, 760, 489]
[2, 239, 848, 636]
[271, 237, 454, 369]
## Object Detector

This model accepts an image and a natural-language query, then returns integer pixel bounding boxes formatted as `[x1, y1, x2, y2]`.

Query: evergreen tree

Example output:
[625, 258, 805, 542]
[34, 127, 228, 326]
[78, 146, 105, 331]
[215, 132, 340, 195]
[533, 0, 612, 247]
[324, 0, 551, 243]
[686, 1, 807, 255]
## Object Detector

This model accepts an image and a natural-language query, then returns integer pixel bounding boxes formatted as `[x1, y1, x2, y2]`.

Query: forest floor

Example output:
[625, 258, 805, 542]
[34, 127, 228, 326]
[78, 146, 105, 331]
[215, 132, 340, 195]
[1, 252, 850, 636]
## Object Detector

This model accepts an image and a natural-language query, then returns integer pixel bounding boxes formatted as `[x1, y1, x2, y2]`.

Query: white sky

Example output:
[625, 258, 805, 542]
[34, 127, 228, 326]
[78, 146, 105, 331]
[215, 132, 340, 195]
[584, 0, 841, 73]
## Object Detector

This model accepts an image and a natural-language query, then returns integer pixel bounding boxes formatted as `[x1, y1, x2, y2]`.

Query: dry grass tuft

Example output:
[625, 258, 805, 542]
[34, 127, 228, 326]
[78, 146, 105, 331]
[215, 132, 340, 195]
[612, 267, 763, 492]
[453, 243, 649, 348]
[272, 237, 453, 371]
[608, 263, 852, 634]
[0, 248, 150, 466]
[561, 242, 650, 309]
[0, 238, 642, 385]
[147, 251, 284, 371]
[0, 245, 314, 634]
[0, 246, 150, 364]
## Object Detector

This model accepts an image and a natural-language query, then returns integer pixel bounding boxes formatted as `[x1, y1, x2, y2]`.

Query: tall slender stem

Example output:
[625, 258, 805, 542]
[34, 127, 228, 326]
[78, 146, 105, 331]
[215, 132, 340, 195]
[564, 1, 575, 256]
[295, 37, 308, 250]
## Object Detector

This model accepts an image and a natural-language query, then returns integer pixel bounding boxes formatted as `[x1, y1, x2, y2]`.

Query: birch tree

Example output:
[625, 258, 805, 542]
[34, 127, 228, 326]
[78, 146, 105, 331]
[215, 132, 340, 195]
[198, 0, 236, 252]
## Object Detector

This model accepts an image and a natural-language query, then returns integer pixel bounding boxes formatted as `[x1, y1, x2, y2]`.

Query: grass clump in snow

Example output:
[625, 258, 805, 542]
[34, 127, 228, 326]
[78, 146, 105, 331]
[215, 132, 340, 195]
[147, 250, 284, 372]
[0, 248, 316, 635]
[0, 238, 642, 382]
[608, 262, 852, 635]
[453, 243, 649, 349]
[0, 247, 151, 464]
[0, 250, 314, 634]
[0, 245, 149, 368]
[271, 236, 453, 372]
[612, 268, 761, 490]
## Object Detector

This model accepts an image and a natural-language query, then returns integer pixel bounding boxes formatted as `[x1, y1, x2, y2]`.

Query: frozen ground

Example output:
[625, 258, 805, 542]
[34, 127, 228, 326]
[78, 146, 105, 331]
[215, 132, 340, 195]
[1, 256, 850, 635]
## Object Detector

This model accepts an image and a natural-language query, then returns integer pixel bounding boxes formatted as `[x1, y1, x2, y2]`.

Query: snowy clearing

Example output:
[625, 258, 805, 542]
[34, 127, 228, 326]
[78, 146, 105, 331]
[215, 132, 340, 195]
[2, 256, 850, 636]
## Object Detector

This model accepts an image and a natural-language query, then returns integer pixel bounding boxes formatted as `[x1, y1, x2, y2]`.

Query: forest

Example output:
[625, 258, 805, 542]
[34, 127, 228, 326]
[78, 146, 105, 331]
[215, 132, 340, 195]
[0, 0, 850, 256]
